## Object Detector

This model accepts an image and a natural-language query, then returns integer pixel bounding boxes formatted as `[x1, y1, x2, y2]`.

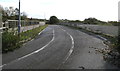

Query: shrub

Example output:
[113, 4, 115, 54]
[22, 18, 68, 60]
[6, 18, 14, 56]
[2, 25, 48, 53]
[49, 16, 59, 24]
[2, 31, 20, 53]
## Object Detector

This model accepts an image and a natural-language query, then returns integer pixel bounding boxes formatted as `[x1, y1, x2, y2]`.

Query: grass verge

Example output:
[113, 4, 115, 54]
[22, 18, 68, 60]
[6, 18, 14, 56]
[2, 24, 48, 53]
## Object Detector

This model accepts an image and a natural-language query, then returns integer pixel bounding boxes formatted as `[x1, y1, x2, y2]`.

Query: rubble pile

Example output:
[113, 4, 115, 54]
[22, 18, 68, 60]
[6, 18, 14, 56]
[95, 41, 120, 67]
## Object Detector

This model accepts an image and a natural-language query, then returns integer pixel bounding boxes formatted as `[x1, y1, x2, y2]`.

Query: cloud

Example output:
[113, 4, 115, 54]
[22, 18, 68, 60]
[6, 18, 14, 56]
[119, 1, 120, 21]
[0, 0, 119, 21]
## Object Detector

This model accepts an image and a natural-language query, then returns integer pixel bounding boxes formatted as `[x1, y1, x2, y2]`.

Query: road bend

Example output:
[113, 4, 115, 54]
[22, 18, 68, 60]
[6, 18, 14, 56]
[2, 25, 118, 69]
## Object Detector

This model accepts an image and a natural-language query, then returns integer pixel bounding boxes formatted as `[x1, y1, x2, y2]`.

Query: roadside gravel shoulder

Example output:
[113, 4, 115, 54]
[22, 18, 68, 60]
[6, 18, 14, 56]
[60, 25, 118, 69]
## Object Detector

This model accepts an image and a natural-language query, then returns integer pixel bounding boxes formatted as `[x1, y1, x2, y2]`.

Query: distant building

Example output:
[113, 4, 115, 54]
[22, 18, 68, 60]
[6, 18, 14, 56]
[39, 22, 45, 26]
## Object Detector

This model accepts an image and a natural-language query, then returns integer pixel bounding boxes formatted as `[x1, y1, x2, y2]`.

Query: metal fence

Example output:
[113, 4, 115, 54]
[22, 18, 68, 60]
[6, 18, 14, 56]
[5, 20, 42, 28]
[3, 20, 45, 33]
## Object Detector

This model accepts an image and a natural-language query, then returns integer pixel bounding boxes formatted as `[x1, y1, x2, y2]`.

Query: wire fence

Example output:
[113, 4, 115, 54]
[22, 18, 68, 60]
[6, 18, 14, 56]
[4, 20, 45, 34]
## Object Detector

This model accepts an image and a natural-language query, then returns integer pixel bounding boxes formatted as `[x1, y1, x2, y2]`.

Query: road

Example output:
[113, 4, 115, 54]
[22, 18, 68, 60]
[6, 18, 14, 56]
[61, 23, 118, 36]
[78, 24, 118, 36]
[2, 25, 118, 69]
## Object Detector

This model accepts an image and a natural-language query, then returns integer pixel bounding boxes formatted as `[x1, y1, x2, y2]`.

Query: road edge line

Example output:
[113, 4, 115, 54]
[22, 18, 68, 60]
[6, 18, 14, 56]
[38, 26, 47, 35]
[1, 29, 55, 68]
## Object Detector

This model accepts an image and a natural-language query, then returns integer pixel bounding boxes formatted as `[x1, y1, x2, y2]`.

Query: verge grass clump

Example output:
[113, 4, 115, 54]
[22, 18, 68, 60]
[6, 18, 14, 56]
[2, 25, 48, 53]
[2, 31, 20, 53]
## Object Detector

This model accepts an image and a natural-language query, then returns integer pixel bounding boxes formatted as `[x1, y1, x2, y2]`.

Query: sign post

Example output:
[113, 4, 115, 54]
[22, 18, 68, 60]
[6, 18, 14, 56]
[18, 0, 21, 35]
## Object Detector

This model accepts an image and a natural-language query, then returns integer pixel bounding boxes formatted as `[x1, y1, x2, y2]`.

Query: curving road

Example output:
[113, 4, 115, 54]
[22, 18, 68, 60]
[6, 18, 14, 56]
[2, 25, 118, 69]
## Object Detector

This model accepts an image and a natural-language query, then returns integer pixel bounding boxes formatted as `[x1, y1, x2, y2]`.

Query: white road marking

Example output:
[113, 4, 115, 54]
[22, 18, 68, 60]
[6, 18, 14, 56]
[0, 64, 6, 69]
[63, 32, 74, 63]
[60, 26, 74, 64]
[22, 27, 48, 46]
[18, 29, 55, 60]
[0, 29, 55, 68]
[38, 27, 47, 35]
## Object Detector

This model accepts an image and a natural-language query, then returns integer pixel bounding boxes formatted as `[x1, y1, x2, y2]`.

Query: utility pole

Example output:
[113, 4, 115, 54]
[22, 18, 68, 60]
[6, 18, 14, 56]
[18, 0, 21, 35]
[44, 13, 46, 24]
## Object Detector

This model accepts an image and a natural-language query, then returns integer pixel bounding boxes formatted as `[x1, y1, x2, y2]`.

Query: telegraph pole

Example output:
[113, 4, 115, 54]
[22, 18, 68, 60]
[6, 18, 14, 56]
[18, 0, 21, 35]
[44, 13, 46, 23]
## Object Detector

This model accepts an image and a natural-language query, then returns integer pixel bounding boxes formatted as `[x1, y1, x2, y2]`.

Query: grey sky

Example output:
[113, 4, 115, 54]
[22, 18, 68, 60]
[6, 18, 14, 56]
[0, 0, 119, 21]
[118, 1, 120, 21]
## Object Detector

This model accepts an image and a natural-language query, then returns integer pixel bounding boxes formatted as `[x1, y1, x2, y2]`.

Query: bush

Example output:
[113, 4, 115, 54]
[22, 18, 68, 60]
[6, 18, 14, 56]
[49, 16, 59, 24]
[2, 31, 20, 53]
[83, 18, 107, 25]
[2, 25, 48, 53]
[117, 36, 120, 53]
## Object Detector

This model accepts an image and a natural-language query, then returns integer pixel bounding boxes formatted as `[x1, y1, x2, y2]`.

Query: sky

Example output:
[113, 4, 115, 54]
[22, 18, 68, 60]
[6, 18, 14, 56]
[0, 0, 120, 22]
[118, 1, 120, 21]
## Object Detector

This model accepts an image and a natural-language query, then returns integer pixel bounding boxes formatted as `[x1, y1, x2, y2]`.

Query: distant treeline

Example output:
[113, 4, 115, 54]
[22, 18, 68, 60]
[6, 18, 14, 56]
[59, 18, 120, 26]
[1, 6, 45, 22]
[47, 16, 119, 26]
[1, 5, 119, 26]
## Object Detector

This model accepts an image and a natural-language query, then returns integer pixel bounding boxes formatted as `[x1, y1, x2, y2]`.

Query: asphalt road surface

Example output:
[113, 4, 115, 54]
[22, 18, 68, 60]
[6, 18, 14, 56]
[1, 25, 118, 69]
[78, 24, 118, 36]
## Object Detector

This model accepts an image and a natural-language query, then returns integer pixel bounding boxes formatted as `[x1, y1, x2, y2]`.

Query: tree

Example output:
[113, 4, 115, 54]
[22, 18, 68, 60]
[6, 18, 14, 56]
[69, 20, 82, 23]
[1, 6, 8, 22]
[83, 17, 107, 24]
[2, 6, 28, 21]
[84, 18, 97, 24]
[21, 12, 27, 20]
[4, 7, 15, 16]
[49, 16, 59, 24]
[108, 21, 119, 26]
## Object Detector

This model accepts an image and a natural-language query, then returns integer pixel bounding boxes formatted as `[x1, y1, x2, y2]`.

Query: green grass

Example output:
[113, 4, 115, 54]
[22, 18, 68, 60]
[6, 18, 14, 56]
[20, 25, 48, 42]
[2, 24, 48, 53]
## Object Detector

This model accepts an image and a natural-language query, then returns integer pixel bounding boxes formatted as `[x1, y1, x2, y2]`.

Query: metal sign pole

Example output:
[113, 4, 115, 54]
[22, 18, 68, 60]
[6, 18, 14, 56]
[18, 0, 21, 34]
